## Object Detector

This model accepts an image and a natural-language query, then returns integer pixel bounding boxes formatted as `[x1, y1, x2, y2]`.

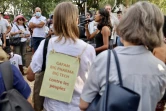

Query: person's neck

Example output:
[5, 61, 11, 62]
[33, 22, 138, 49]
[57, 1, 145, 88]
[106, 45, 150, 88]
[36, 16, 40, 19]
[18, 23, 23, 25]
[123, 40, 136, 47]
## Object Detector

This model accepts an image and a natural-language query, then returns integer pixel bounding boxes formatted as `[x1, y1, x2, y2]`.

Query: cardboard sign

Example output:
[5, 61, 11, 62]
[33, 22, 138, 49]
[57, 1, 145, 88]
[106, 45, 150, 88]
[40, 51, 80, 103]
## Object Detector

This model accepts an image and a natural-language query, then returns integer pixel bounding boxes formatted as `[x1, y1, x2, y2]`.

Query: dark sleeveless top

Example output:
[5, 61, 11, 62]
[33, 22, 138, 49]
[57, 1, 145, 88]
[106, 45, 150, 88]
[95, 31, 103, 49]
[95, 30, 111, 55]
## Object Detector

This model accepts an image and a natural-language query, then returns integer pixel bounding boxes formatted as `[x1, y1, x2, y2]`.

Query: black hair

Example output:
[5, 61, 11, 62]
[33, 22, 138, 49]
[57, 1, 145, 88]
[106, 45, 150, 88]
[87, 11, 92, 17]
[117, 11, 122, 14]
[163, 16, 166, 37]
[23, 23, 27, 31]
[50, 15, 53, 19]
[97, 8, 112, 30]
[16, 18, 27, 30]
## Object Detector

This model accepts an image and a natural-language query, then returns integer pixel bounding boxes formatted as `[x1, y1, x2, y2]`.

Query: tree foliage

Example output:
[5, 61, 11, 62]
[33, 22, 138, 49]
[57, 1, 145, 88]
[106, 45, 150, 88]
[0, 0, 59, 18]
[0, 0, 165, 19]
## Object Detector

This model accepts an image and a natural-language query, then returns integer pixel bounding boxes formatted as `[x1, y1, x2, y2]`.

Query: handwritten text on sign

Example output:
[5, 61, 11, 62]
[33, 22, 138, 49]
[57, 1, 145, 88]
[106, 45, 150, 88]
[40, 52, 79, 103]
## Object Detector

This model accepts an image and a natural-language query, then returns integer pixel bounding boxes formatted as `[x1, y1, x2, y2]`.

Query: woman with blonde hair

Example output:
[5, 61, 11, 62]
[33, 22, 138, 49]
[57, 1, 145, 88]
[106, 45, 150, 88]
[27, 2, 95, 111]
[80, 1, 166, 111]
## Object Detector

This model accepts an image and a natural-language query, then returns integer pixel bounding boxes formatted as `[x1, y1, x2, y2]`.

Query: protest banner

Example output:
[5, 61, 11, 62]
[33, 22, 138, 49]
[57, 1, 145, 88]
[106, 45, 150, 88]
[40, 51, 80, 103]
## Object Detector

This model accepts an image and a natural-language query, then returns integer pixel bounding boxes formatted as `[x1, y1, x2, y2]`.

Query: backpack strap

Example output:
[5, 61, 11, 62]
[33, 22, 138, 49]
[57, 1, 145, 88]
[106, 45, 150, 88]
[42, 37, 50, 71]
[0, 61, 13, 90]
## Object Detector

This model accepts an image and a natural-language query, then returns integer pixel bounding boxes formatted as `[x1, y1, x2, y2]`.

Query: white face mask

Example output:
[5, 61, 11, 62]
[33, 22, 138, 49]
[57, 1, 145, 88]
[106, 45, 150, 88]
[36, 12, 41, 17]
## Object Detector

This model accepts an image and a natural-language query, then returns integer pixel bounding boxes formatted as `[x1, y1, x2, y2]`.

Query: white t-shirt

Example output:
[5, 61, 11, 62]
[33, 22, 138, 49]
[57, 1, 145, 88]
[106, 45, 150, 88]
[110, 13, 119, 43]
[30, 36, 96, 111]
[0, 23, 4, 46]
[10, 24, 30, 42]
[29, 16, 46, 38]
[0, 18, 9, 44]
[110, 13, 119, 27]
[85, 21, 97, 36]
[0, 18, 9, 33]
[10, 54, 22, 69]
[6, 23, 12, 39]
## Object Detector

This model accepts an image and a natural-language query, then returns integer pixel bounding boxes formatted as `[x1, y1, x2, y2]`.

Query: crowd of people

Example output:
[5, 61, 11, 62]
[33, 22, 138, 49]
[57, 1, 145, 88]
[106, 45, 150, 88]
[0, 1, 166, 111]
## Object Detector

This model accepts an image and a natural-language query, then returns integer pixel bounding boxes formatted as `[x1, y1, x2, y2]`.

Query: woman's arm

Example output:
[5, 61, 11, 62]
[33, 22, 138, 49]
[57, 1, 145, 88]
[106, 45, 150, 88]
[26, 40, 45, 81]
[79, 58, 101, 111]
[25, 34, 30, 38]
[80, 98, 90, 111]
[2, 33, 6, 48]
[10, 30, 22, 36]
[95, 26, 110, 53]
[27, 66, 35, 82]
[27, 96, 33, 107]
[12, 65, 31, 99]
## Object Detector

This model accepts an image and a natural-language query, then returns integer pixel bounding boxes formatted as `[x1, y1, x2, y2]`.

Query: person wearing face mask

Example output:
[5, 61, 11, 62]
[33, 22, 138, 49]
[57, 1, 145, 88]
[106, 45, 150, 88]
[29, 7, 46, 52]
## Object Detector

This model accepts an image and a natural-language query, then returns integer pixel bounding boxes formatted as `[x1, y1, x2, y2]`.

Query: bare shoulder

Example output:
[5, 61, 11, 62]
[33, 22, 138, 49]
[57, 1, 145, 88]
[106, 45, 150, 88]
[101, 26, 111, 33]
[102, 26, 110, 31]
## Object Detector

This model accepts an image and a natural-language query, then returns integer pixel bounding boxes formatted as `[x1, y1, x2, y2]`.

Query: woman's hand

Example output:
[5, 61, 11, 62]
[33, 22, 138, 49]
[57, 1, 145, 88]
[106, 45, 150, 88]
[27, 96, 33, 107]
[2, 43, 6, 48]
[20, 34, 24, 38]
[85, 23, 89, 29]
[17, 30, 23, 34]
[25, 34, 30, 38]
[79, 98, 89, 111]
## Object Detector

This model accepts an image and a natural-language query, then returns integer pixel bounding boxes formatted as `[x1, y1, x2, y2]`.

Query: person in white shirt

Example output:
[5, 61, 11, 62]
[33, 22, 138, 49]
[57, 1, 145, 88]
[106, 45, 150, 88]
[0, 21, 5, 47]
[3, 15, 12, 50]
[85, 11, 97, 47]
[29, 7, 46, 52]
[10, 15, 30, 66]
[105, 4, 119, 45]
[85, 11, 96, 36]
[27, 2, 96, 111]
[0, 13, 11, 48]
[9, 52, 24, 75]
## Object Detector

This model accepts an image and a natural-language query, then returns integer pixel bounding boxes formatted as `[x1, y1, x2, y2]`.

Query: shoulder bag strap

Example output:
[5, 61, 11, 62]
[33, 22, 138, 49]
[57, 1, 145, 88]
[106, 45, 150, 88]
[15, 24, 20, 30]
[112, 49, 123, 86]
[106, 49, 111, 86]
[104, 49, 123, 111]
[42, 37, 50, 71]
[0, 61, 13, 90]
[103, 49, 111, 111]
